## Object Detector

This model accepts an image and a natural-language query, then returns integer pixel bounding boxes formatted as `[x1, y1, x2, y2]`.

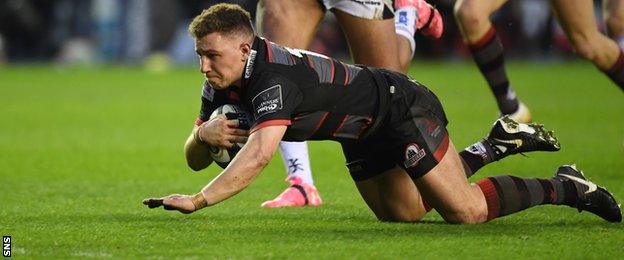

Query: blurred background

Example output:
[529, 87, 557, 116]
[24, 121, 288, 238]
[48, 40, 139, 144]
[0, 0, 617, 69]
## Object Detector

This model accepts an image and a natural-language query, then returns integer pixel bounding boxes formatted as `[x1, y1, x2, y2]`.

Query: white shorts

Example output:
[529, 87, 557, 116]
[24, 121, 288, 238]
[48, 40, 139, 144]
[320, 0, 395, 20]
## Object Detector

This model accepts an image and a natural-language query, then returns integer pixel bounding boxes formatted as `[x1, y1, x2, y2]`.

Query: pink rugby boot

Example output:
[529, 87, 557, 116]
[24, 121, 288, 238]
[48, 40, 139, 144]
[261, 176, 322, 208]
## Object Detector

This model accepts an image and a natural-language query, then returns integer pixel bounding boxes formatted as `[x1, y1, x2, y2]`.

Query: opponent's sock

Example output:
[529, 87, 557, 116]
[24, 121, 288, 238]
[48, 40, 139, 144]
[459, 140, 498, 177]
[395, 6, 418, 56]
[601, 49, 624, 91]
[476, 175, 578, 221]
[468, 26, 520, 114]
[279, 141, 314, 185]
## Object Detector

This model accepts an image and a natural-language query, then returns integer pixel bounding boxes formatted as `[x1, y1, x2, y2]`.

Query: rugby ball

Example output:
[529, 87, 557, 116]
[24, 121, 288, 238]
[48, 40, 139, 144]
[208, 104, 252, 168]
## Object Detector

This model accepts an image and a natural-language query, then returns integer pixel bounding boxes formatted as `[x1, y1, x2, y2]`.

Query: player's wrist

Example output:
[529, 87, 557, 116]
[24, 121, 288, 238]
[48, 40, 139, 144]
[191, 192, 208, 210]
[194, 124, 206, 143]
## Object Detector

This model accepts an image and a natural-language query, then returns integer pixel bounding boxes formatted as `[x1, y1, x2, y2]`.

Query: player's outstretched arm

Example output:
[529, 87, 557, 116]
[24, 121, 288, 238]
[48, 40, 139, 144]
[144, 125, 287, 214]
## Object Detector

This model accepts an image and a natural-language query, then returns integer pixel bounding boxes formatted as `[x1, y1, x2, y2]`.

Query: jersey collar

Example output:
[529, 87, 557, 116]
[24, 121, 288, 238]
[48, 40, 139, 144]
[242, 37, 262, 87]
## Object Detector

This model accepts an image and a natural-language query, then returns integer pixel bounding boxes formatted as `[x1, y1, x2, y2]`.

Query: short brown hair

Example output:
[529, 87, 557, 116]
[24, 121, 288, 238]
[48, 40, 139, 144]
[188, 3, 254, 39]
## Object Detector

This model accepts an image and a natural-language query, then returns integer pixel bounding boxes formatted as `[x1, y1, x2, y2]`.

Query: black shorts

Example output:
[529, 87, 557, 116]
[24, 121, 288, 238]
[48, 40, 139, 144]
[342, 73, 449, 181]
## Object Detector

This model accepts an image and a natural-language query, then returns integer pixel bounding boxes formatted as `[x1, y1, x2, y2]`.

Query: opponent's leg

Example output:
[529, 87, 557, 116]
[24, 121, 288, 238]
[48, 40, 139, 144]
[279, 142, 314, 185]
[394, 3, 419, 72]
[256, 0, 324, 49]
[333, 10, 403, 71]
[257, 0, 325, 208]
[551, 0, 624, 90]
[459, 116, 560, 177]
[454, 0, 532, 121]
[261, 142, 322, 208]
[394, 0, 444, 72]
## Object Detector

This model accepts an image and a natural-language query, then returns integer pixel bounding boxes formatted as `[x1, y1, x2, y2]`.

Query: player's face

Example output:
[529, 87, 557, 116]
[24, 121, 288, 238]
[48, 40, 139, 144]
[195, 32, 250, 89]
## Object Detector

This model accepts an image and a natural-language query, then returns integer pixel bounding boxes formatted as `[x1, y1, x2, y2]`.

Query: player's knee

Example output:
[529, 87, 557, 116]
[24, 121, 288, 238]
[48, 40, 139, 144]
[568, 34, 599, 62]
[261, 1, 294, 29]
[454, 1, 487, 29]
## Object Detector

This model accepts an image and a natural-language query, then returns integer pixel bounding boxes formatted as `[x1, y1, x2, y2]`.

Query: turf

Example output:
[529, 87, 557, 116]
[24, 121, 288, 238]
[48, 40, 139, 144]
[1, 61, 622, 258]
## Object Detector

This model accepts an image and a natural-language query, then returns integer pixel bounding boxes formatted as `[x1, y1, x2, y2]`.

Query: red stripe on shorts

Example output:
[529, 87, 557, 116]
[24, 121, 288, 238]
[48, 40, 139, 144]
[433, 134, 449, 162]
[249, 119, 291, 134]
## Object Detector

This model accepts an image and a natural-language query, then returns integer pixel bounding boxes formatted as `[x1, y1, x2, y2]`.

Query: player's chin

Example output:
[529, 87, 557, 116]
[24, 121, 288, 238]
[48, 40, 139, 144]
[208, 79, 227, 90]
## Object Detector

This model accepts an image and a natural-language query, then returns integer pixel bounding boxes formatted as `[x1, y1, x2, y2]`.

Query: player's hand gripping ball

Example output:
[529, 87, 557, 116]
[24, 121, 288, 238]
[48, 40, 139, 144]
[208, 104, 252, 168]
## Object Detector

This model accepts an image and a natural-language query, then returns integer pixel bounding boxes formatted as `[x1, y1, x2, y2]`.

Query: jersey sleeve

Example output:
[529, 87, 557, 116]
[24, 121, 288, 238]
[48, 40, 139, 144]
[247, 74, 302, 133]
[195, 81, 227, 126]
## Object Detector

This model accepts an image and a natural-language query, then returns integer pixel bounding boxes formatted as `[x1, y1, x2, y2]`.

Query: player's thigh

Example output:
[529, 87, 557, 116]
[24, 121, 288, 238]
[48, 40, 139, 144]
[603, 0, 624, 36]
[413, 141, 488, 224]
[332, 10, 402, 71]
[257, 0, 324, 48]
[342, 141, 425, 222]
[354, 166, 427, 222]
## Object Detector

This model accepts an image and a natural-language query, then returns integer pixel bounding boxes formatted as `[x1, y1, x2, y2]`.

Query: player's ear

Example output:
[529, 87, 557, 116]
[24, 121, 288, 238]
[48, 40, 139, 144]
[240, 41, 251, 61]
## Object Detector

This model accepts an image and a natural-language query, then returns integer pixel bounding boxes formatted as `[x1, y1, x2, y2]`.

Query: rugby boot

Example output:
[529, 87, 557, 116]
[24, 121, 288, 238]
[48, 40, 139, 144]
[500, 101, 532, 123]
[395, 0, 444, 38]
[486, 115, 560, 160]
[261, 176, 322, 208]
[554, 165, 621, 222]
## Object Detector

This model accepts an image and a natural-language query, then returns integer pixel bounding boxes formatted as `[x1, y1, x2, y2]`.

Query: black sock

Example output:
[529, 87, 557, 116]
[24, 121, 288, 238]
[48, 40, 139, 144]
[476, 175, 578, 221]
[469, 26, 519, 114]
[459, 139, 497, 177]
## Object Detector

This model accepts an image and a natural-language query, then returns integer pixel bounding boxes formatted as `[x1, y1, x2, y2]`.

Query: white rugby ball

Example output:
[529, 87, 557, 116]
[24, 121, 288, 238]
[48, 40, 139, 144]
[208, 104, 252, 168]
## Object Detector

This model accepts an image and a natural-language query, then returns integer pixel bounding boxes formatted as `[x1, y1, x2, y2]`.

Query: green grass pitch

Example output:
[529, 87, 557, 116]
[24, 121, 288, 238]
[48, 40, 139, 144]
[1, 61, 622, 258]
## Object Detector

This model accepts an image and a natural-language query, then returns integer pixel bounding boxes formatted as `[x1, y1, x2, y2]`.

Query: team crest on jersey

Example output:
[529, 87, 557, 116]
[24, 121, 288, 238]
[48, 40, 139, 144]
[252, 84, 283, 119]
[244, 49, 257, 79]
[404, 143, 426, 168]
[202, 81, 215, 101]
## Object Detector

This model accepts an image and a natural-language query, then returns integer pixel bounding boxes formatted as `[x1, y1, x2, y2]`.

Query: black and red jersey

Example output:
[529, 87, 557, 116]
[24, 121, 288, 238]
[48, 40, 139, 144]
[196, 36, 390, 142]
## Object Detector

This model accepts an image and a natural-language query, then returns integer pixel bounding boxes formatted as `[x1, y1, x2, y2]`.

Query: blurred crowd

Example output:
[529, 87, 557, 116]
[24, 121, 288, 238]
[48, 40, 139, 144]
[0, 0, 613, 66]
